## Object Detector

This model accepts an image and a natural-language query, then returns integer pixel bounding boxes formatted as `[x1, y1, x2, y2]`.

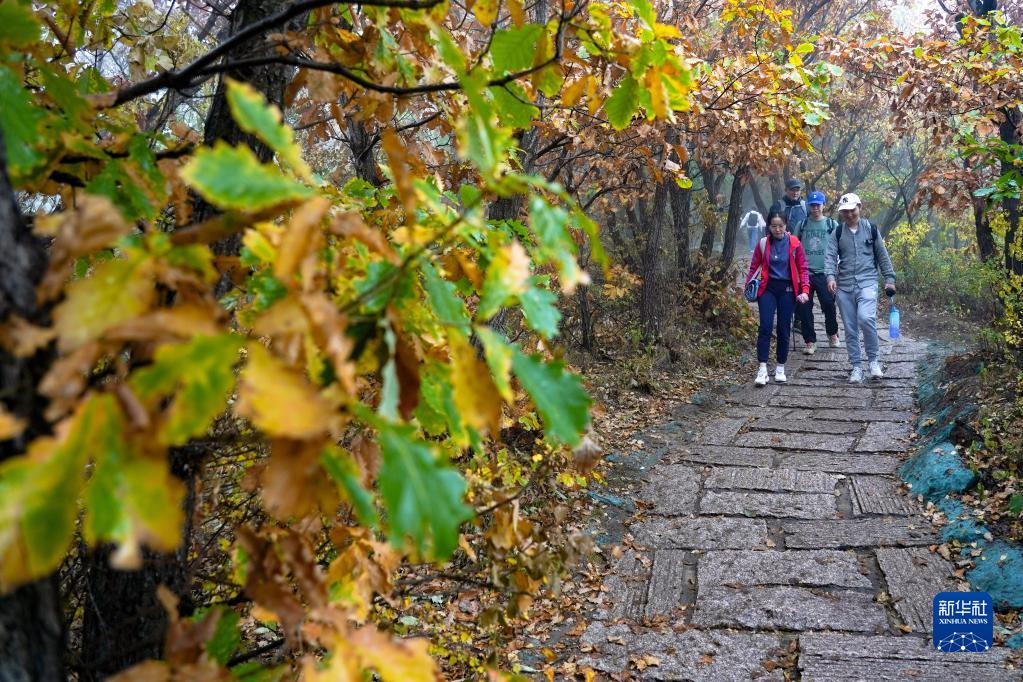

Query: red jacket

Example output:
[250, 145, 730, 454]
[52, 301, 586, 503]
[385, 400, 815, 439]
[746, 233, 810, 298]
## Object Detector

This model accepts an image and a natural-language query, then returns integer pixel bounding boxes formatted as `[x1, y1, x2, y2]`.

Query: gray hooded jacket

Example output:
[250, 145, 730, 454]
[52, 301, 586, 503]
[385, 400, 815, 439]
[824, 219, 896, 292]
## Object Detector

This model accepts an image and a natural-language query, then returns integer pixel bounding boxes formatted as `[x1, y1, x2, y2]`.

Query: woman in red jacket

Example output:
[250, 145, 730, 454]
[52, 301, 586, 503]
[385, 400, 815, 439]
[745, 210, 811, 386]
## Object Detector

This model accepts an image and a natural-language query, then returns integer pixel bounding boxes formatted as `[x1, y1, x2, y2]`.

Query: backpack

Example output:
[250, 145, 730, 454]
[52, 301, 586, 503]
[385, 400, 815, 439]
[835, 219, 881, 267]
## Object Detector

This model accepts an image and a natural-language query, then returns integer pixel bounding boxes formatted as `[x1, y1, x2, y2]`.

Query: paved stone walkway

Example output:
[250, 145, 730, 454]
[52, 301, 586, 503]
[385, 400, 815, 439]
[579, 327, 1015, 680]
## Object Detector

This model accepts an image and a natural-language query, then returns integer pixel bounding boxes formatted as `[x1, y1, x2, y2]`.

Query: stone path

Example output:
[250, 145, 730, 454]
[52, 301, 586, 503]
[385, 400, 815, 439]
[579, 327, 1015, 680]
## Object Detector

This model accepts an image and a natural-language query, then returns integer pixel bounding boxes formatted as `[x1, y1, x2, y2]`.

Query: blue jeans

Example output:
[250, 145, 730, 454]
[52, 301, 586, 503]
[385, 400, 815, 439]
[836, 285, 879, 367]
[796, 272, 839, 342]
[747, 228, 761, 253]
[757, 282, 796, 364]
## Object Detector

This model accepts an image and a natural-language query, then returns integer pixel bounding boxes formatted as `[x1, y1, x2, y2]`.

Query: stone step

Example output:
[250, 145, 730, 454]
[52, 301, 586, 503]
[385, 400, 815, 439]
[799, 633, 1012, 681]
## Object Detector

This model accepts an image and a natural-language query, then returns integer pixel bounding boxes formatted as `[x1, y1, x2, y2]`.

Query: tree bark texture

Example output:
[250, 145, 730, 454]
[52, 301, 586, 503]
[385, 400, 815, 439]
[1000, 108, 1022, 274]
[718, 166, 749, 276]
[699, 165, 721, 256]
[640, 184, 668, 341]
[669, 182, 692, 280]
[0, 129, 66, 682]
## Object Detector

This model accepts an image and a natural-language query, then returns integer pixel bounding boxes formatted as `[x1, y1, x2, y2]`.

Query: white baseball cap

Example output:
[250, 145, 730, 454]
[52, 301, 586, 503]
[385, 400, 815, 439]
[837, 192, 862, 211]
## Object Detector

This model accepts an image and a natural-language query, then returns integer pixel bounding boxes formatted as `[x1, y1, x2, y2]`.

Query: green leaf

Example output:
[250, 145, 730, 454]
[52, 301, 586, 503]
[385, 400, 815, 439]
[225, 79, 313, 181]
[203, 608, 242, 665]
[0, 397, 96, 589]
[458, 72, 511, 178]
[321, 446, 378, 528]
[490, 25, 543, 74]
[415, 361, 466, 441]
[180, 142, 314, 213]
[84, 420, 185, 566]
[528, 196, 584, 289]
[519, 282, 561, 339]
[605, 76, 640, 130]
[474, 326, 514, 402]
[40, 66, 91, 133]
[490, 85, 539, 130]
[248, 270, 288, 312]
[511, 348, 591, 445]
[376, 421, 473, 560]
[0, 65, 50, 183]
[632, 0, 655, 27]
[86, 137, 167, 221]
[130, 335, 243, 446]
[422, 260, 470, 333]
[1010, 493, 1023, 517]
[0, 0, 40, 47]
[434, 27, 467, 76]
[355, 261, 410, 313]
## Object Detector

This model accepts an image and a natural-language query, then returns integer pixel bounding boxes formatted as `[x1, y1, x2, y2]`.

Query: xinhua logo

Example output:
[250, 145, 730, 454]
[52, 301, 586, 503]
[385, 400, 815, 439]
[933, 592, 994, 653]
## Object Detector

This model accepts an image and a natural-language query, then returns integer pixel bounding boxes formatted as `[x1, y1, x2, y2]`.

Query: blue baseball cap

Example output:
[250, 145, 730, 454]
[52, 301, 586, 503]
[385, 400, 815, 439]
[807, 191, 826, 205]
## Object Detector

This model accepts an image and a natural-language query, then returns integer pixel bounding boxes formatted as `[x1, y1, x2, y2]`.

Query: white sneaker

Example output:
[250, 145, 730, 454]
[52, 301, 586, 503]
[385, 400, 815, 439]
[848, 367, 864, 384]
[829, 335, 840, 348]
[754, 365, 769, 386]
[869, 360, 884, 379]
[775, 366, 787, 383]
[803, 342, 816, 355]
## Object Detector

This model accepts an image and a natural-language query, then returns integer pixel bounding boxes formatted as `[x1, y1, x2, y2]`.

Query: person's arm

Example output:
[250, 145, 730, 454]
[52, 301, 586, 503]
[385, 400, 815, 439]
[794, 241, 811, 295]
[873, 224, 897, 289]
[747, 239, 763, 283]
[824, 224, 839, 285]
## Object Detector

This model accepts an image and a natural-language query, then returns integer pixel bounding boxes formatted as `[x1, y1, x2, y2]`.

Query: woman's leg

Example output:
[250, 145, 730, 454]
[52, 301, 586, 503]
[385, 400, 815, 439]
[757, 289, 778, 363]
[775, 290, 796, 364]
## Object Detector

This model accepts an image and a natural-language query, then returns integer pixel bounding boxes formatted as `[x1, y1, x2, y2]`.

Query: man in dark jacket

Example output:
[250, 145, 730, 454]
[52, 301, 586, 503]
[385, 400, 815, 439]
[770, 178, 808, 229]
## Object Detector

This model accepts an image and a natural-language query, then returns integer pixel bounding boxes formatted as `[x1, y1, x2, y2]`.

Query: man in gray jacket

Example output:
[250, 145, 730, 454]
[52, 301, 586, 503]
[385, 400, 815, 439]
[825, 193, 897, 383]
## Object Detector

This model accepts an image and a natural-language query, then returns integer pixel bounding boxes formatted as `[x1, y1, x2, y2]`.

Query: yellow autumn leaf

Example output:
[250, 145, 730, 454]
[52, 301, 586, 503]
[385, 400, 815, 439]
[236, 344, 337, 438]
[449, 335, 502, 436]
[646, 68, 671, 121]
[586, 75, 602, 116]
[274, 196, 330, 283]
[0, 407, 25, 440]
[52, 254, 156, 351]
[507, 0, 525, 26]
[561, 77, 587, 107]
[473, 0, 497, 26]
[348, 627, 438, 682]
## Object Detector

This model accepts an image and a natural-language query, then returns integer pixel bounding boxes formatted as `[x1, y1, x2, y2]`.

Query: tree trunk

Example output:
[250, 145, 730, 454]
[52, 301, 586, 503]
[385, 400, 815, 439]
[639, 185, 667, 341]
[669, 182, 692, 280]
[747, 176, 770, 216]
[347, 118, 383, 185]
[718, 166, 749, 277]
[699, 166, 720, 256]
[974, 198, 996, 262]
[1000, 108, 1022, 274]
[0, 129, 65, 681]
[576, 287, 594, 352]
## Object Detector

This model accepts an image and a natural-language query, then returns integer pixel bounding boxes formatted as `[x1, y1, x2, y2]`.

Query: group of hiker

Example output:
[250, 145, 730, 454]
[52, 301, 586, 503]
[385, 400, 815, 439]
[742, 178, 897, 386]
